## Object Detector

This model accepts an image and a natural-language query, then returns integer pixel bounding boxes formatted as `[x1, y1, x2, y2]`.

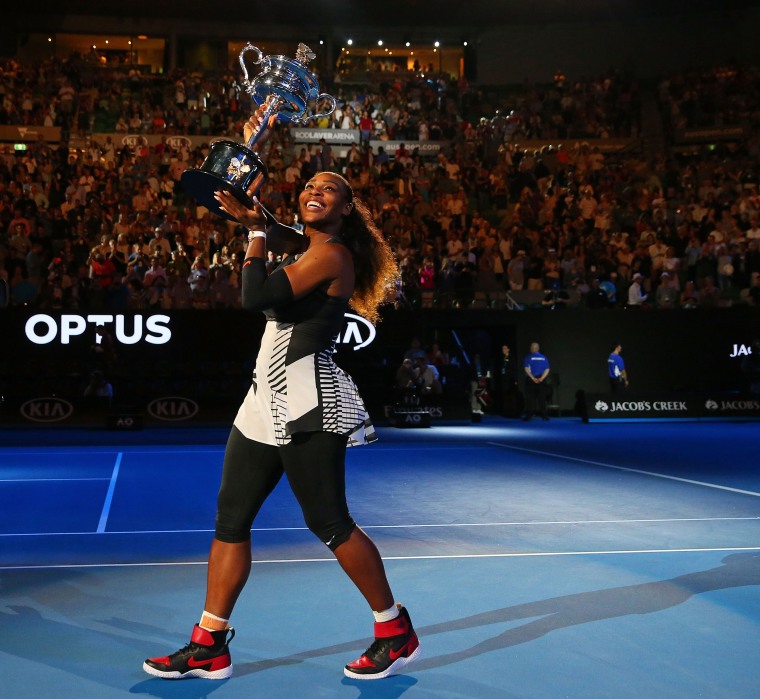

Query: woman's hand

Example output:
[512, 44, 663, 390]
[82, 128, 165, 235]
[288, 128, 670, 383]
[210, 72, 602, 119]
[214, 190, 267, 230]
[243, 102, 279, 147]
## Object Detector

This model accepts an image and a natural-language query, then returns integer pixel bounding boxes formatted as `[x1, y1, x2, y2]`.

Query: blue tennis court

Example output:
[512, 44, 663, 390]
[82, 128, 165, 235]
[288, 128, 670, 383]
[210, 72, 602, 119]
[1, 418, 759, 698]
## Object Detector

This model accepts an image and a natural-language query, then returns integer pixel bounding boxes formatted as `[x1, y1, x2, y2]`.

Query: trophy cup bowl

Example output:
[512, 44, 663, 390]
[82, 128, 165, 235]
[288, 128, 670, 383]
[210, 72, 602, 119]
[181, 43, 336, 245]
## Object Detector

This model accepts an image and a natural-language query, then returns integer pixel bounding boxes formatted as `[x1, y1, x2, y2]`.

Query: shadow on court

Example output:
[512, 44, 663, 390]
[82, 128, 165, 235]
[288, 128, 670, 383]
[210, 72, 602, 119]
[414, 551, 760, 670]
[135, 552, 760, 683]
[0, 553, 757, 696]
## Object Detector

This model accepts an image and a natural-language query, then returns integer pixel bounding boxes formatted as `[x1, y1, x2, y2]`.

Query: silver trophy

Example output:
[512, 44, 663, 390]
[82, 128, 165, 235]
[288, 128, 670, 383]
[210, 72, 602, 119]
[181, 42, 336, 245]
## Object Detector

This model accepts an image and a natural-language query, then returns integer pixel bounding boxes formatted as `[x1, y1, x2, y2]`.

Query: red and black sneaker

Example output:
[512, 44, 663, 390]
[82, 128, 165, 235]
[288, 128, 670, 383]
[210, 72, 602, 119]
[143, 624, 235, 680]
[344, 606, 421, 680]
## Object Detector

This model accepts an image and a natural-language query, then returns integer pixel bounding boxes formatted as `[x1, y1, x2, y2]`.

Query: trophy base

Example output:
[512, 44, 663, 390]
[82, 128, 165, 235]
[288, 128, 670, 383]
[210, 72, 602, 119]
[181, 140, 267, 223]
[181, 140, 306, 256]
[181, 169, 255, 222]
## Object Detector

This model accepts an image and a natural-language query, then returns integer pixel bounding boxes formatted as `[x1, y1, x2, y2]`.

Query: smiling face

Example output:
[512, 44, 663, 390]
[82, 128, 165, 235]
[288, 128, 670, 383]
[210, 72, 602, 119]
[298, 173, 353, 230]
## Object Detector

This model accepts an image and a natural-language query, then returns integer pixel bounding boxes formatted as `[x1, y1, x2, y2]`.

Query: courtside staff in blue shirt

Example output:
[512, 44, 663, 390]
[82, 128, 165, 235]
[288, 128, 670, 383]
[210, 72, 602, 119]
[607, 343, 628, 392]
[523, 342, 551, 420]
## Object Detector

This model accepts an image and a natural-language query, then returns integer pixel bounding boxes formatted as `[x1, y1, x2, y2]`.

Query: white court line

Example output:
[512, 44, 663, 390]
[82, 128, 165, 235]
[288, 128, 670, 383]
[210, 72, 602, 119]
[2, 546, 760, 571]
[489, 442, 760, 498]
[2, 516, 758, 537]
[96, 452, 123, 534]
[0, 477, 110, 482]
[0, 448, 225, 454]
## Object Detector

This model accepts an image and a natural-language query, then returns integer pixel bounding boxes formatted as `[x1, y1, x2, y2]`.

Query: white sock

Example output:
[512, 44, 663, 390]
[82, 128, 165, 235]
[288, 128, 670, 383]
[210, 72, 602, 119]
[199, 610, 229, 631]
[373, 604, 400, 623]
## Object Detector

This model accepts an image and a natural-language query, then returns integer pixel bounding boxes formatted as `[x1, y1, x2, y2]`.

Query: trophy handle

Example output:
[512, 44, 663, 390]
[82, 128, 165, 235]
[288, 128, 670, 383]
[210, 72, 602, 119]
[239, 43, 264, 85]
[294, 93, 337, 125]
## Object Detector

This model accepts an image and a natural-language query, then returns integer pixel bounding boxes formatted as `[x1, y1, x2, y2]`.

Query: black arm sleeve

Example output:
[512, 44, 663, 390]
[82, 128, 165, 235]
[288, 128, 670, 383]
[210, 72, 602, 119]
[241, 257, 294, 311]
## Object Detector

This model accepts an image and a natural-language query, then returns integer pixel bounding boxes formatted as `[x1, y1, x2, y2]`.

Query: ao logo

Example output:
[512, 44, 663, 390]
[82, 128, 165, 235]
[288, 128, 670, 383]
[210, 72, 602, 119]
[336, 313, 376, 350]
[594, 400, 609, 412]
[148, 397, 199, 421]
[404, 413, 425, 424]
[21, 397, 74, 422]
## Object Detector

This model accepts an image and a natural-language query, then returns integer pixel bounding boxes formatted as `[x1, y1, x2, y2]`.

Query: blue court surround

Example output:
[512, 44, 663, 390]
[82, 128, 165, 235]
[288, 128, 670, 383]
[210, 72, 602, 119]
[1, 418, 759, 698]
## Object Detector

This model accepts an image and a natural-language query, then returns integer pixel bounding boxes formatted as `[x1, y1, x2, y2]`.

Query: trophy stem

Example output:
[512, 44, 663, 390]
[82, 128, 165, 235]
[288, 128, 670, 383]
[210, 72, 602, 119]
[246, 95, 284, 150]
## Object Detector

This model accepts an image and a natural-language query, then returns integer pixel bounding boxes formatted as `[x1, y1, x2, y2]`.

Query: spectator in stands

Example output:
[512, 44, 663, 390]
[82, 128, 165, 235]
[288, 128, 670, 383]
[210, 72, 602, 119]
[403, 337, 427, 363]
[7, 222, 31, 272]
[414, 356, 442, 395]
[143, 255, 169, 307]
[748, 274, 760, 307]
[655, 272, 679, 308]
[83, 369, 113, 406]
[586, 278, 609, 309]
[427, 342, 450, 367]
[679, 279, 699, 308]
[395, 358, 418, 392]
[88, 252, 116, 307]
[9, 267, 38, 306]
[1, 54, 759, 314]
[697, 276, 720, 307]
[507, 249, 527, 290]
[627, 272, 648, 307]
[476, 247, 501, 294]
[188, 253, 209, 292]
[418, 257, 436, 291]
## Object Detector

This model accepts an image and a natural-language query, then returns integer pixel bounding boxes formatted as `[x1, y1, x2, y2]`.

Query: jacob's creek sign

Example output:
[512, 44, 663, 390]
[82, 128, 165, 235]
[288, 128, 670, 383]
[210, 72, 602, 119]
[593, 399, 690, 414]
[585, 393, 760, 421]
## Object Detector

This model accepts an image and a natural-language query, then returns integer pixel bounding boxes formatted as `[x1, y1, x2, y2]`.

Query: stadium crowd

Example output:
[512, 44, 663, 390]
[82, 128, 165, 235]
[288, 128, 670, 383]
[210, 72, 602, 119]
[1, 53, 760, 312]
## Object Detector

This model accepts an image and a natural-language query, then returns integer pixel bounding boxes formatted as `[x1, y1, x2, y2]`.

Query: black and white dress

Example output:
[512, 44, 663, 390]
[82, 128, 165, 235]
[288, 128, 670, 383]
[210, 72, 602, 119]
[234, 247, 376, 447]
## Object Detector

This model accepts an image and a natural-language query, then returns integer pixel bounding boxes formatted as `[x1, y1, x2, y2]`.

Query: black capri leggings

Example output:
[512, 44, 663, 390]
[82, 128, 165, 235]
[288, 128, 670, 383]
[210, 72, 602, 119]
[215, 426, 356, 551]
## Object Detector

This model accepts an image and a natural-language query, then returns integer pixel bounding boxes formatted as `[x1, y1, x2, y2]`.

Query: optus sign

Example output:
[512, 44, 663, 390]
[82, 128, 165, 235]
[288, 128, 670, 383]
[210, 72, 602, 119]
[25, 314, 171, 345]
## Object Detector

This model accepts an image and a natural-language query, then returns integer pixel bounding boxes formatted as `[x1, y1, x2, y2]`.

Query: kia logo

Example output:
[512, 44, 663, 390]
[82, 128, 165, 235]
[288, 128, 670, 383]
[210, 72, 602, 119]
[21, 397, 74, 422]
[122, 134, 147, 147]
[147, 397, 199, 421]
[166, 136, 192, 149]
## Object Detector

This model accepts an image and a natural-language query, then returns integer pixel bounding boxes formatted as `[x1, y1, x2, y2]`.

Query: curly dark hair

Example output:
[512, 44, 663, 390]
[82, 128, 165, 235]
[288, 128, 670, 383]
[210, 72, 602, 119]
[336, 190, 399, 325]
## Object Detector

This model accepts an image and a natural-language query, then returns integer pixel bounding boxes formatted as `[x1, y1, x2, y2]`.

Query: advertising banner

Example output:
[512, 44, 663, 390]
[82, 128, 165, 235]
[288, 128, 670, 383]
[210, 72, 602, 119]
[0, 125, 62, 143]
[584, 393, 760, 421]
[291, 128, 360, 144]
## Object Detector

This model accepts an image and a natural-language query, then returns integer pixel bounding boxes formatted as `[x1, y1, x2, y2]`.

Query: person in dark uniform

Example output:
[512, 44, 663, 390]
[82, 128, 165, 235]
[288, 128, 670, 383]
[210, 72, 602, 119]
[741, 338, 760, 394]
[607, 343, 629, 392]
[144, 113, 419, 683]
[494, 343, 520, 417]
[522, 342, 550, 420]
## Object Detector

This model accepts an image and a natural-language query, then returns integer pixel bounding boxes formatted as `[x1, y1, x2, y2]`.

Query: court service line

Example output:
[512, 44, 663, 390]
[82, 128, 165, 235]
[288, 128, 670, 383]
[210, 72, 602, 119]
[2, 546, 760, 571]
[96, 452, 123, 534]
[489, 442, 760, 498]
[2, 516, 758, 537]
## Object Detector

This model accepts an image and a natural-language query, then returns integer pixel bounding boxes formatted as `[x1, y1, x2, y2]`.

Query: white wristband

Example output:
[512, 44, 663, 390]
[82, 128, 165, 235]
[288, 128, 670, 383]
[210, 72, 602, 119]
[247, 230, 266, 243]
